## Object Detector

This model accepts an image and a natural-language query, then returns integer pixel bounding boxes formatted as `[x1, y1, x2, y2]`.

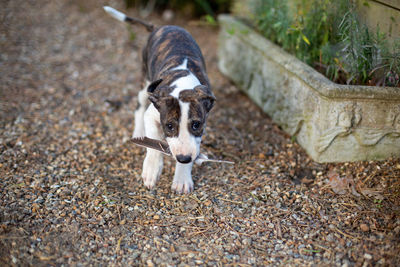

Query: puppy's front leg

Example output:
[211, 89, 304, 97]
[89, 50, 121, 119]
[133, 82, 150, 138]
[142, 105, 163, 189]
[172, 162, 194, 193]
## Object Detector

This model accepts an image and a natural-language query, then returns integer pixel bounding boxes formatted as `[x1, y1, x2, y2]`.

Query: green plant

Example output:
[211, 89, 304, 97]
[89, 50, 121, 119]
[254, 0, 337, 66]
[252, 0, 399, 87]
[374, 198, 383, 208]
[370, 38, 400, 86]
[127, 25, 137, 42]
[204, 14, 218, 26]
[329, 10, 399, 86]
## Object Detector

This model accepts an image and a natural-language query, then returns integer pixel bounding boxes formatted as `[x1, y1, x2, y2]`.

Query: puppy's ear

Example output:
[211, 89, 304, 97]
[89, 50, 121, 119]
[147, 79, 163, 109]
[194, 85, 216, 112]
[148, 94, 160, 110]
[147, 79, 163, 93]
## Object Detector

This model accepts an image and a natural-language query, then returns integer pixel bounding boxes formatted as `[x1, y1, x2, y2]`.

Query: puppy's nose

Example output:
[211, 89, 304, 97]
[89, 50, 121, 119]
[176, 154, 192, 164]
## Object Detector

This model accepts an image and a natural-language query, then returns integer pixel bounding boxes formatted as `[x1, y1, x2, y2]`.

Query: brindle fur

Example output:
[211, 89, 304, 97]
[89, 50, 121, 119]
[143, 26, 215, 139]
[150, 86, 213, 138]
[157, 96, 180, 138]
[143, 26, 212, 95]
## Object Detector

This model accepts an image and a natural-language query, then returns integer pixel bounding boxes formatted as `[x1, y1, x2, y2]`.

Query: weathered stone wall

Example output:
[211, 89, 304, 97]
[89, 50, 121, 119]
[218, 15, 400, 162]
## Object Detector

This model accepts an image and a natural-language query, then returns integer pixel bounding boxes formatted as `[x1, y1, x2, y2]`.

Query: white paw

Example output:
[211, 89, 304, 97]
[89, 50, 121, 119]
[171, 178, 194, 194]
[141, 154, 162, 189]
[172, 162, 194, 194]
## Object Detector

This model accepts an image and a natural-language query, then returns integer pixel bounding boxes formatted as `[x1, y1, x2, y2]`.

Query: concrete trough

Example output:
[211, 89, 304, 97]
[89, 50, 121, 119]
[218, 15, 400, 162]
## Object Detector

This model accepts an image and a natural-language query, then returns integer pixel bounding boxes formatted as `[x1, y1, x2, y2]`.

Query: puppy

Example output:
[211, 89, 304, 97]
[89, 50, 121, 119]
[104, 7, 215, 193]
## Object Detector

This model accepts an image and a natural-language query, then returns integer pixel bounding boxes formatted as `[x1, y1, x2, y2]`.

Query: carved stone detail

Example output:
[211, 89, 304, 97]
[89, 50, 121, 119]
[316, 105, 362, 153]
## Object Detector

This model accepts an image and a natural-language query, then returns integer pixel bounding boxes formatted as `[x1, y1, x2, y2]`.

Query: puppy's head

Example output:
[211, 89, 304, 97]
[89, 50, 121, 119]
[147, 79, 215, 164]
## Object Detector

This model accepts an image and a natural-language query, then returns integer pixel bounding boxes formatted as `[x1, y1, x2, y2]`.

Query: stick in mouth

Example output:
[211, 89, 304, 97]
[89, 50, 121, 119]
[131, 137, 234, 165]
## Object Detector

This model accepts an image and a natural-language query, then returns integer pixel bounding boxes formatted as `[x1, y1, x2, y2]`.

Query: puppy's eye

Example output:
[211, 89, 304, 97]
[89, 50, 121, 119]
[191, 121, 201, 131]
[166, 123, 174, 131]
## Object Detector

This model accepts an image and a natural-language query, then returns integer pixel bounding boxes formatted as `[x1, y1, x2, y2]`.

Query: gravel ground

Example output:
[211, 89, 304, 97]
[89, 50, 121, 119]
[1, 1, 400, 266]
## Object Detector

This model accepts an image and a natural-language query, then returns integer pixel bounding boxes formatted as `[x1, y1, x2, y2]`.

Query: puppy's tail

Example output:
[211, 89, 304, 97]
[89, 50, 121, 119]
[103, 6, 154, 32]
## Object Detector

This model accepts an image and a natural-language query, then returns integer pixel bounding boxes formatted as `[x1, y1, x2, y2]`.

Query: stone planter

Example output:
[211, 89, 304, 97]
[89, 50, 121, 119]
[218, 15, 400, 162]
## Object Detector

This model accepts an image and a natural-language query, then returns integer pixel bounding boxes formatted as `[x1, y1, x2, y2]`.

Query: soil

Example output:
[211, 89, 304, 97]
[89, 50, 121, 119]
[1, 0, 399, 266]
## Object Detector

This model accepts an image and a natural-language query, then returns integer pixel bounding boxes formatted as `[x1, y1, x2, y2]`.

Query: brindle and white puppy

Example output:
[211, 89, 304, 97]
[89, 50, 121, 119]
[104, 7, 215, 193]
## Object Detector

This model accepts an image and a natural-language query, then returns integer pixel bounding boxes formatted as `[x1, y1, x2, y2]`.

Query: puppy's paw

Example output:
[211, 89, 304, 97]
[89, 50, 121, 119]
[171, 177, 194, 194]
[141, 155, 162, 189]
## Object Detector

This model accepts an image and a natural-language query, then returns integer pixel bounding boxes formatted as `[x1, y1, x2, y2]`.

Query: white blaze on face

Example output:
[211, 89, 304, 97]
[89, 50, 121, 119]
[166, 101, 201, 162]
[167, 58, 202, 162]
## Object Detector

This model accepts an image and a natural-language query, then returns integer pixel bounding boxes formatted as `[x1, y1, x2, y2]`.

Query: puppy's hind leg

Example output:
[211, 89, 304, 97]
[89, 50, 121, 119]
[132, 81, 150, 138]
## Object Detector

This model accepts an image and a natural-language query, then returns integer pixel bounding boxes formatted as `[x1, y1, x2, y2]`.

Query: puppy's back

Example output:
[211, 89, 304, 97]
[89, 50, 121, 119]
[143, 26, 207, 84]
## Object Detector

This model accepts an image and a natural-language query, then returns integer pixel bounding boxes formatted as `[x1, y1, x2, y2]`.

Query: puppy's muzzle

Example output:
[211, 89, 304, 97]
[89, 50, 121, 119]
[176, 154, 192, 164]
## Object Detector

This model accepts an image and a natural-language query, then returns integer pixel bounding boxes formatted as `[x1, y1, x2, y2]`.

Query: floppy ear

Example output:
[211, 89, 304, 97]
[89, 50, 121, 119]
[148, 94, 160, 109]
[194, 85, 216, 112]
[147, 79, 163, 109]
[147, 79, 163, 93]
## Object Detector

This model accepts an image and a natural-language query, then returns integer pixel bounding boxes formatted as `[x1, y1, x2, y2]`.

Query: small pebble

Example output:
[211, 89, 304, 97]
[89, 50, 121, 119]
[360, 223, 369, 232]
[204, 200, 212, 206]
[364, 253, 372, 260]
